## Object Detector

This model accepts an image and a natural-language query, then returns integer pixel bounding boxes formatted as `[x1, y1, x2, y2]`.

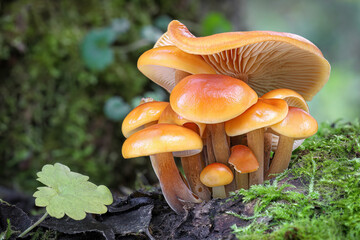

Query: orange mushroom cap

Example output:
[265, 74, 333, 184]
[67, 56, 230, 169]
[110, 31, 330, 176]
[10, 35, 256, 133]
[261, 88, 309, 112]
[270, 107, 318, 139]
[158, 104, 206, 136]
[228, 145, 259, 173]
[170, 74, 258, 124]
[154, 32, 174, 48]
[137, 46, 216, 93]
[122, 123, 203, 158]
[121, 101, 169, 138]
[200, 163, 234, 187]
[162, 20, 330, 101]
[225, 98, 288, 136]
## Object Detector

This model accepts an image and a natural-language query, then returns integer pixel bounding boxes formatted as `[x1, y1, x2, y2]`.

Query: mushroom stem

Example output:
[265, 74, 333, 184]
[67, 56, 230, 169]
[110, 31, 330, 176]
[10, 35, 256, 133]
[263, 133, 273, 173]
[208, 123, 236, 195]
[235, 173, 249, 190]
[150, 152, 201, 214]
[205, 128, 216, 165]
[266, 135, 294, 180]
[181, 154, 211, 201]
[209, 123, 230, 164]
[212, 186, 226, 199]
[247, 128, 265, 186]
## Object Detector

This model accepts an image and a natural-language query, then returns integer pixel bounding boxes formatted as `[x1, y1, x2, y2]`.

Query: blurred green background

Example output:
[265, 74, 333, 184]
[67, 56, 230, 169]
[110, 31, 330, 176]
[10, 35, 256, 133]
[0, 0, 359, 193]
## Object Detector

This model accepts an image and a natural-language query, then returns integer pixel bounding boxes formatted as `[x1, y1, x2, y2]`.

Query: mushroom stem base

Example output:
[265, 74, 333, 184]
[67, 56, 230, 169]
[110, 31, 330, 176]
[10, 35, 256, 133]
[151, 153, 201, 214]
[181, 154, 211, 201]
[266, 135, 294, 179]
[212, 186, 226, 199]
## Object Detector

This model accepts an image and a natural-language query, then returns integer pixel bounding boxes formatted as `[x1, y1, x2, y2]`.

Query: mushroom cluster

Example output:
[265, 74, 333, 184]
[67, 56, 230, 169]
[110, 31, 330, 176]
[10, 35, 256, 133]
[122, 20, 330, 214]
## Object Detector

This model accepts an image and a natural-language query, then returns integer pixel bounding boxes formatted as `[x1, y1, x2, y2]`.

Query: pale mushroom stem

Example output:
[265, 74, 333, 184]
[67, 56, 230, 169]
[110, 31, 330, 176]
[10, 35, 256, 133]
[266, 135, 294, 180]
[205, 128, 216, 166]
[212, 186, 226, 199]
[208, 123, 236, 195]
[247, 128, 265, 186]
[181, 154, 211, 201]
[263, 133, 273, 173]
[150, 152, 201, 214]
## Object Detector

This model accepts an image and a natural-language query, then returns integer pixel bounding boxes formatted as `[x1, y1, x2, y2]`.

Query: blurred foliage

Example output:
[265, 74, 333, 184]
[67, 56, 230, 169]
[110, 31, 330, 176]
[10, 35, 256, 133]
[0, 0, 203, 193]
[201, 12, 232, 36]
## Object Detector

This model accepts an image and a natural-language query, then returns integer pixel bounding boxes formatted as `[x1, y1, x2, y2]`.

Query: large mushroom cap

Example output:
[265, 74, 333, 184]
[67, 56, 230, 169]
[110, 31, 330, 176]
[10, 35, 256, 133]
[225, 98, 289, 136]
[261, 88, 309, 112]
[122, 123, 203, 158]
[121, 101, 169, 138]
[270, 107, 318, 139]
[137, 46, 216, 92]
[161, 20, 330, 100]
[170, 74, 258, 124]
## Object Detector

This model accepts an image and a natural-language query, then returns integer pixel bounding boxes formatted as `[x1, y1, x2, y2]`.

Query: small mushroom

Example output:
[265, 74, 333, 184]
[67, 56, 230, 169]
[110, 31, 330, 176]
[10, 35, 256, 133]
[228, 145, 259, 189]
[225, 98, 288, 186]
[158, 105, 210, 200]
[266, 107, 318, 179]
[261, 88, 309, 112]
[261, 88, 310, 170]
[200, 163, 234, 199]
[122, 123, 203, 214]
[121, 100, 169, 138]
[170, 74, 257, 195]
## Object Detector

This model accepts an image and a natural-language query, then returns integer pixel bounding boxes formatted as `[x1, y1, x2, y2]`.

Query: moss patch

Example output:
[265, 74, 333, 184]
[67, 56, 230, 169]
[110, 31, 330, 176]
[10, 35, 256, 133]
[229, 120, 360, 239]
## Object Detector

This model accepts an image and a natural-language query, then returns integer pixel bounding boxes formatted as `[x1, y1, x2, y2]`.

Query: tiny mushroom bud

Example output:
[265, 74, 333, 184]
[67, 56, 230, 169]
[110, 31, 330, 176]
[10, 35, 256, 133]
[200, 163, 234, 199]
[266, 107, 318, 179]
[122, 123, 203, 214]
[228, 145, 259, 190]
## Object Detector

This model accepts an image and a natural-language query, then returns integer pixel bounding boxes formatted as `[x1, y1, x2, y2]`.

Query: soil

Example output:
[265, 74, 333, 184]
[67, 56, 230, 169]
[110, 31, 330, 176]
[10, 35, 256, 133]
[0, 175, 306, 240]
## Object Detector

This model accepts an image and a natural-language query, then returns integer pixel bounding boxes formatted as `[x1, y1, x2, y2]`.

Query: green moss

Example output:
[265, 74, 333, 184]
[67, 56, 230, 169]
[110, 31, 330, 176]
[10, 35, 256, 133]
[0, 0, 201, 192]
[230, 120, 360, 239]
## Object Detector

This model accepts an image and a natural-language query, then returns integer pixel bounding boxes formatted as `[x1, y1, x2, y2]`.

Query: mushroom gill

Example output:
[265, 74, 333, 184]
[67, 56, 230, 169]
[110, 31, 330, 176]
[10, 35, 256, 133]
[164, 20, 331, 101]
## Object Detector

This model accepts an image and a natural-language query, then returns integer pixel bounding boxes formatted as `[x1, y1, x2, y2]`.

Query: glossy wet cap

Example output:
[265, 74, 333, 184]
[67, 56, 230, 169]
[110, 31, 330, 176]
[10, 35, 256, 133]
[225, 98, 288, 136]
[170, 74, 258, 124]
[122, 101, 169, 138]
[270, 107, 318, 139]
[200, 163, 234, 187]
[261, 88, 309, 112]
[228, 145, 259, 173]
[137, 46, 216, 93]
[122, 123, 203, 158]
